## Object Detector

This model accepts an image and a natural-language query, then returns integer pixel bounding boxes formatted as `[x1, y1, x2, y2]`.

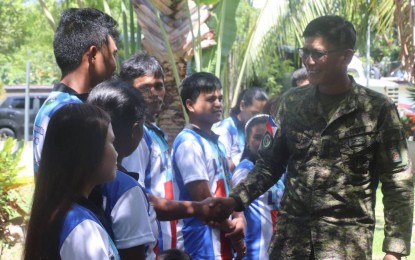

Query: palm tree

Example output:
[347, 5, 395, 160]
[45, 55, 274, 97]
[131, 0, 217, 142]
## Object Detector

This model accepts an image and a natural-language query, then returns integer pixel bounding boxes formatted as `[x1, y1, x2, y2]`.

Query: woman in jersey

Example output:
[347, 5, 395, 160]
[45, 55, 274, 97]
[232, 114, 285, 260]
[24, 103, 119, 259]
[214, 87, 268, 171]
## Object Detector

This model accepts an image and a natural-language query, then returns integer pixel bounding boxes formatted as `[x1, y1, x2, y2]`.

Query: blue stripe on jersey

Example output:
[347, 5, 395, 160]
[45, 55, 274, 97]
[33, 91, 83, 173]
[102, 170, 139, 217]
[59, 204, 109, 248]
[244, 200, 262, 259]
[233, 159, 286, 260]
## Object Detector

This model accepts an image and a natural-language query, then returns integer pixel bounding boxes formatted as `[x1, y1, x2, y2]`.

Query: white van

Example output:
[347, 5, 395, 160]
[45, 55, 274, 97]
[348, 56, 399, 103]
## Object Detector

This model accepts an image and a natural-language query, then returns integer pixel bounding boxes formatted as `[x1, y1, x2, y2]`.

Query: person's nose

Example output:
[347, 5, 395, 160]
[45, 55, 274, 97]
[303, 55, 315, 66]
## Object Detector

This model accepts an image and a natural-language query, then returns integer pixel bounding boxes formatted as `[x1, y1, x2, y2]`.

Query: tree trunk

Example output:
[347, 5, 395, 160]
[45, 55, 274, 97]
[132, 0, 213, 144]
[158, 58, 187, 146]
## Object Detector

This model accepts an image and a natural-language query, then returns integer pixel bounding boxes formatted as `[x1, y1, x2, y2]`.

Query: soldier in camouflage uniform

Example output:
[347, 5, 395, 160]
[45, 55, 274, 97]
[210, 15, 414, 259]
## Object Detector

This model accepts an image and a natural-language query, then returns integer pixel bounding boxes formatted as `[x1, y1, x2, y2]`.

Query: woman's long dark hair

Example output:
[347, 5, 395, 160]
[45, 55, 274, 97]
[24, 103, 111, 260]
[229, 87, 268, 117]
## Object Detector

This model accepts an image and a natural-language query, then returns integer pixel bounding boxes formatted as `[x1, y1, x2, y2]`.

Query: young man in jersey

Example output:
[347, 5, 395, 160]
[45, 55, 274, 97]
[31, 8, 158, 260]
[171, 72, 246, 260]
[33, 7, 119, 174]
[120, 52, 176, 252]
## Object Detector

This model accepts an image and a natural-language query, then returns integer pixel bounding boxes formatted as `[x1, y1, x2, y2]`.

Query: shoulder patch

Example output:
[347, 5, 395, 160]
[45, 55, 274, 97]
[261, 131, 273, 149]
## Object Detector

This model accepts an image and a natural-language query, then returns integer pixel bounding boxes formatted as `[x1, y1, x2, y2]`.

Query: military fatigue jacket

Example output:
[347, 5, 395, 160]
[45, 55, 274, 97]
[229, 80, 414, 259]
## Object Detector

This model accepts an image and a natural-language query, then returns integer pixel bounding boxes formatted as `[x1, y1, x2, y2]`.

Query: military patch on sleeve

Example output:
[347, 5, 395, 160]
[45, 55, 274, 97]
[261, 131, 273, 150]
[388, 146, 402, 163]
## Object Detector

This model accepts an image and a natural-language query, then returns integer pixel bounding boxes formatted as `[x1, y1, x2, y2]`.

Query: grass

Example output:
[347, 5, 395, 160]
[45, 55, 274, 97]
[372, 186, 415, 260]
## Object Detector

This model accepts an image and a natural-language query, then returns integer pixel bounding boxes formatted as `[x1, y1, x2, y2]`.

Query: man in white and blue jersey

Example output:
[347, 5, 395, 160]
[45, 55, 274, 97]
[33, 7, 119, 175]
[33, 9, 156, 260]
[120, 52, 176, 253]
[88, 79, 159, 259]
[172, 72, 246, 260]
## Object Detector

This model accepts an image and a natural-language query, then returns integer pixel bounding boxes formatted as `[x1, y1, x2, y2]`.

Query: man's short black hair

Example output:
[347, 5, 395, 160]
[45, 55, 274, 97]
[180, 72, 222, 113]
[303, 15, 356, 50]
[53, 8, 119, 75]
[120, 51, 165, 82]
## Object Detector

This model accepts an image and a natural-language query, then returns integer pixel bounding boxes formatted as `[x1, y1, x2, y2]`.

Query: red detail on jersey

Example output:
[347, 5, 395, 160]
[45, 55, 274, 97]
[220, 231, 233, 260]
[215, 179, 227, 197]
[271, 210, 278, 233]
[165, 180, 177, 248]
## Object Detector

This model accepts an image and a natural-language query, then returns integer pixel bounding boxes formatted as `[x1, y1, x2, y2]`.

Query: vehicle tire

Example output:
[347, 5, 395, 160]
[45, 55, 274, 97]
[0, 127, 16, 139]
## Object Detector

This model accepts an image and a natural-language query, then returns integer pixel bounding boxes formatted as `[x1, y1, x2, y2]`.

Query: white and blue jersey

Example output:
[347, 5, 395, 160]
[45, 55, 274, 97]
[172, 125, 233, 260]
[232, 159, 286, 260]
[102, 170, 158, 259]
[59, 203, 119, 260]
[33, 84, 86, 174]
[213, 116, 245, 166]
[122, 122, 175, 252]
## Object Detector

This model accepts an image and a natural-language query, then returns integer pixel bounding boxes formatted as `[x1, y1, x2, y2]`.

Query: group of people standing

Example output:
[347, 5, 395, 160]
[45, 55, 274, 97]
[22, 6, 413, 260]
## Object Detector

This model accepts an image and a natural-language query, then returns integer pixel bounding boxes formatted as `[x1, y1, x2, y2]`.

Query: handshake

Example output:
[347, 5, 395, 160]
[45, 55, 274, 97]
[195, 196, 238, 222]
[194, 197, 246, 260]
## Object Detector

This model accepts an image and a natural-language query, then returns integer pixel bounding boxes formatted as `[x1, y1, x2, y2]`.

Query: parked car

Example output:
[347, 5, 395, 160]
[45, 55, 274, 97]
[0, 94, 48, 140]
[348, 56, 400, 103]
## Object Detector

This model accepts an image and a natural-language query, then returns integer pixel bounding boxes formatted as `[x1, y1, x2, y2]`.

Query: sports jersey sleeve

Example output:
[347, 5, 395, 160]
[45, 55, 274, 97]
[213, 126, 232, 159]
[60, 220, 118, 259]
[111, 186, 156, 249]
[232, 167, 249, 187]
[122, 139, 150, 184]
[174, 139, 209, 184]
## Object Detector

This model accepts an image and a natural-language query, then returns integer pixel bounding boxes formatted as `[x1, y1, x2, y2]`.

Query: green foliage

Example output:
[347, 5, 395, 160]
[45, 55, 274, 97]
[0, 138, 27, 249]
[0, 0, 140, 85]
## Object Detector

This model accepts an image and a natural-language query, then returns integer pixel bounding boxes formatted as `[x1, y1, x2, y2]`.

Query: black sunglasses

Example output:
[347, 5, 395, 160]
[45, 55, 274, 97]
[298, 48, 343, 61]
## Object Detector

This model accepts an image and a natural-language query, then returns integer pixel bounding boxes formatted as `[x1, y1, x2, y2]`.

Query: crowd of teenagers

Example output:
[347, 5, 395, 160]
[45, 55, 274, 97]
[22, 7, 413, 260]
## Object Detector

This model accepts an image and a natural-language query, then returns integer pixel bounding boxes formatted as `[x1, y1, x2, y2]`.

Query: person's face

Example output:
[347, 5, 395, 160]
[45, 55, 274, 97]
[239, 99, 267, 124]
[247, 123, 267, 158]
[96, 123, 118, 183]
[187, 89, 223, 127]
[94, 36, 118, 83]
[133, 75, 165, 122]
[301, 36, 348, 86]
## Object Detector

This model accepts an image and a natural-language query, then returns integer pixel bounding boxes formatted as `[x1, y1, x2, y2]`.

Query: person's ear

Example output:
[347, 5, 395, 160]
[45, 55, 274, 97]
[240, 100, 246, 111]
[131, 122, 143, 142]
[186, 99, 195, 112]
[343, 49, 355, 65]
[87, 45, 98, 64]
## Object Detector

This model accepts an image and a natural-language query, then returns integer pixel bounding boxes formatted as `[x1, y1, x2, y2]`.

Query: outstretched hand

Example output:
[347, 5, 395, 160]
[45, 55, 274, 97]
[196, 197, 236, 222]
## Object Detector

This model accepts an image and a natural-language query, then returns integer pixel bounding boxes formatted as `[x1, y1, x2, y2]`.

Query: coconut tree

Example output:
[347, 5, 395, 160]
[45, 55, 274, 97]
[131, 0, 240, 142]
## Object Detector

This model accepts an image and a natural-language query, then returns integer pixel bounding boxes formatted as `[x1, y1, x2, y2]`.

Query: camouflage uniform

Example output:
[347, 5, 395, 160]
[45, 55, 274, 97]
[229, 80, 414, 259]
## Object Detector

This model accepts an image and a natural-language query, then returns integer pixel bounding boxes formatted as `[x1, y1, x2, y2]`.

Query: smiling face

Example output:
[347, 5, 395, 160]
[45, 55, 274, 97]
[302, 36, 349, 88]
[133, 74, 165, 122]
[186, 89, 223, 130]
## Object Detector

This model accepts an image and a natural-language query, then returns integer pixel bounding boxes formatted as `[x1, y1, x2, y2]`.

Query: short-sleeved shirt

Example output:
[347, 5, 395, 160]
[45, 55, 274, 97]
[59, 203, 119, 260]
[232, 159, 285, 260]
[214, 116, 245, 165]
[122, 123, 176, 252]
[33, 83, 86, 173]
[102, 170, 157, 259]
[172, 125, 233, 260]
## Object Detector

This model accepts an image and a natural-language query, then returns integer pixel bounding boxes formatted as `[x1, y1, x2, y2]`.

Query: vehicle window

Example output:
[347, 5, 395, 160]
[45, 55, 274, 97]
[9, 97, 35, 109]
[10, 98, 25, 109]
